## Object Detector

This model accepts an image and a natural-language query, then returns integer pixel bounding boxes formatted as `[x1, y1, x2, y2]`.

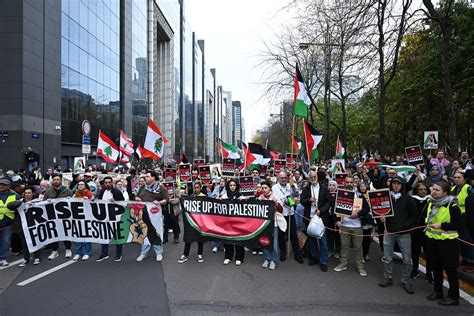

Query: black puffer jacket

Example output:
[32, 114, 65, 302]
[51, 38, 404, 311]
[385, 176, 417, 233]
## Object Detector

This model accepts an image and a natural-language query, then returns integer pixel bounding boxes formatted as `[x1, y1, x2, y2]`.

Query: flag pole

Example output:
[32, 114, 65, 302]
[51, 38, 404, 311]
[288, 114, 297, 259]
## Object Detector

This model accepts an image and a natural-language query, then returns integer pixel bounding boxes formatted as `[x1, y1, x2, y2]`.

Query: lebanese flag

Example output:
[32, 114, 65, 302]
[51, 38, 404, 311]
[119, 130, 134, 156]
[291, 133, 303, 154]
[293, 64, 311, 118]
[120, 153, 129, 164]
[97, 131, 119, 164]
[336, 135, 345, 159]
[217, 138, 240, 159]
[135, 144, 143, 160]
[303, 120, 323, 163]
[143, 119, 169, 160]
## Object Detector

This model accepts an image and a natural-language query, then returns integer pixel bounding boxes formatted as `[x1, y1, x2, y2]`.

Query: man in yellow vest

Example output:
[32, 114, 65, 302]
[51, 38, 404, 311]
[0, 178, 21, 266]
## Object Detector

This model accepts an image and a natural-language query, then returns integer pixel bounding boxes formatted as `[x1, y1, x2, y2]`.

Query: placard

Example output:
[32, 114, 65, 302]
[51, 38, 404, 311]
[162, 182, 175, 199]
[368, 189, 394, 218]
[273, 160, 287, 177]
[334, 189, 355, 217]
[165, 168, 177, 182]
[222, 158, 236, 177]
[331, 159, 346, 174]
[179, 163, 192, 182]
[405, 145, 424, 166]
[240, 176, 257, 197]
[260, 165, 268, 178]
[335, 173, 347, 188]
[193, 159, 205, 167]
[423, 131, 438, 150]
[286, 153, 298, 170]
[199, 165, 212, 184]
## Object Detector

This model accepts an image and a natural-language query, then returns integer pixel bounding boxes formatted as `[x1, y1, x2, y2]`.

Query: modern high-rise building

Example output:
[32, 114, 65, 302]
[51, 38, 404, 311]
[0, 0, 226, 170]
[232, 101, 242, 147]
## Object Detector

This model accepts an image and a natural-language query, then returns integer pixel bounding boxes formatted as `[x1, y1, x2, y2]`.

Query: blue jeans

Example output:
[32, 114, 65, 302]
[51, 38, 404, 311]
[383, 233, 412, 284]
[263, 226, 279, 262]
[141, 244, 163, 256]
[308, 234, 329, 265]
[0, 218, 13, 260]
[101, 244, 123, 257]
[211, 241, 222, 249]
[75, 242, 91, 256]
[295, 204, 305, 230]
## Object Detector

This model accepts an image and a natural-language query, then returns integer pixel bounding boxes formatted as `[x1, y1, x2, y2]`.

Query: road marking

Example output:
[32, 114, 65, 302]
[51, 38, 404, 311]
[16, 260, 76, 287]
[0, 259, 24, 270]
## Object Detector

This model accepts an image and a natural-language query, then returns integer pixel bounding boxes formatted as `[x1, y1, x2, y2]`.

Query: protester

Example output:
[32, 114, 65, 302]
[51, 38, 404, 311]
[430, 151, 451, 176]
[300, 171, 332, 272]
[178, 182, 206, 264]
[358, 182, 375, 262]
[259, 180, 283, 270]
[83, 172, 97, 194]
[221, 178, 246, 266]
[326, 180, 340, 259]
[115, 179, 129, 201]
[95, 176, 125, 262]
[72, 181, 94, 261]
[334, 176, 369, 277]
[42, 174, 73, 260]
[379, 176, 417, 294]
[425, 181, 463, 306]
[0, 179, 21, 266]
[166, 187, 181, 244]
[23, 147, 40, 172]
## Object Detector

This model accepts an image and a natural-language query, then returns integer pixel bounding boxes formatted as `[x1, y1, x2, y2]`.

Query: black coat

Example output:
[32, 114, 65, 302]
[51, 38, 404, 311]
[300, 183, 332, 225]
[96, 188, 125, 201]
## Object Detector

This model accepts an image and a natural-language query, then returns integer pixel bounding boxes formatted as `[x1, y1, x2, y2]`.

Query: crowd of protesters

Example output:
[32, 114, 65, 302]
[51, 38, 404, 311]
[0, 149, 473, 307]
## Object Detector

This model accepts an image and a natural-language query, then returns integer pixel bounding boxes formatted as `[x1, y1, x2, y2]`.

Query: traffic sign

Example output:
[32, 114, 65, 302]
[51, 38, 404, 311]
[82, 144, 91, 154]
[82, 135, 91, 145]
[32, 132, 40, 139]
[0, 131, 8, 138]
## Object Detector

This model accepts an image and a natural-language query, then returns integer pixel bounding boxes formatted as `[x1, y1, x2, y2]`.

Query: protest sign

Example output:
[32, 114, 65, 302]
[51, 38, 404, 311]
[193, 159, 205, 167]
[405, 145, 424, 166]
[162, 182, 175, 199]
[368, 189, 394, 218]
[331, 159, 346, 175]
[179, 163, 192, 182]
[18, 199, 163, 252]
[222, 158, 236, 177]
[286, 153, 297, 170]
[260, 165, 268, 178]
[73, 157, 86, 172]
[334, 189, 355, 217]
[423, 131, 438, 150]
[199, 165, 212, 184]
[335, 173, 347, 188]
[274, 160, 287, 177]
[181, 196, 275, 249]
[165, 168, 177, 182]
[210, 164, 222, 179]
[240, 176, 257, 197]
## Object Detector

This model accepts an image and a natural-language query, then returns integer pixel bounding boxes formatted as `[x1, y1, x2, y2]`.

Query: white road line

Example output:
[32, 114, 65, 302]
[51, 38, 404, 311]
[0, 259, 24, 270]
[16, 260, 76, 287]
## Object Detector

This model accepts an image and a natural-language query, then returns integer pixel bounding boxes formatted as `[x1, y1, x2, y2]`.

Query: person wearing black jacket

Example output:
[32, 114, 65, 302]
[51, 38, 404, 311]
[379, 176, 417, 294]
[300, 171, 332, 272]
[95, 176, 125, 262]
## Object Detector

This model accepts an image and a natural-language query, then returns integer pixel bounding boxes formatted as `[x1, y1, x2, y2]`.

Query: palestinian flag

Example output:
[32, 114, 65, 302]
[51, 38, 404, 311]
[119, 130, 134, 157]
[336, 135, 345, 159]
[135, 144, 143, 160]
[291, 133, 303, 155]
[242, 143, 270, 170]
[97, 131, 119, 164]
[143, 119, 169, 160]
[293, 64, 311, 118]
[267, 145, 281, 161]
[303, 120, 323, 163]
[218, 138, 240, 159]
[179, 151, 189, 165]
[364, 162, 416, 173]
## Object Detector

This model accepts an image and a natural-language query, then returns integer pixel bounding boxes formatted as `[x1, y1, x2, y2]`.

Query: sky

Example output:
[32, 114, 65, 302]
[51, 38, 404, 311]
[185, 0, 293, 142]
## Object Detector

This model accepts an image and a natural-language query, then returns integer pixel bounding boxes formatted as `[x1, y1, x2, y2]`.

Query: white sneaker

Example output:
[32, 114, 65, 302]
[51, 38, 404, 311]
[156, 254, 163, 262]
[73, 254, 81, 261]
[1, 260, 9, 267]
[136, 255, 147, 262]
[269, 261, 276, 270]
[18, 259, 27, 267]
[262, 260, 269, 268]
[33, 258, 40, 265]
[65, 249, 72, 258]
[212, 246, 218, 253]
[177, 255, 188, 263]
[197, 255, 204, 263]
[235, 260, 242, 266]
[82, 255, 90, 261]
[48, 251, 59, 260]
[223, 259, 231, 265]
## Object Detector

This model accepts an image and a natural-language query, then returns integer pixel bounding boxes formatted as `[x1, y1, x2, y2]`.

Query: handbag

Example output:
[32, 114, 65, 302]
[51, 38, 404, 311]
[307, 215, 325, 238]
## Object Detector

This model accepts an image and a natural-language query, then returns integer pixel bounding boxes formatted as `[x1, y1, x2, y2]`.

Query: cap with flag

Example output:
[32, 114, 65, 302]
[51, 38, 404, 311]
[217, 138, 240, 159]
[291, 133, 303, 155]
[97, 131, 119, 163]
[304, 120, 323, 163]
[336, 135, 345, 159]
[294, 64, 311, 118]
[120, 130, 134, 157]
[143, 119, 169, 160]
[135, 144, 143, 160]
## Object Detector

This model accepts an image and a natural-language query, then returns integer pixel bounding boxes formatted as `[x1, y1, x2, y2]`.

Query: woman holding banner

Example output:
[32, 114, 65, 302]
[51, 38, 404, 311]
[72, 181, 94, 261]
[425, 181, 463, 306]
[221, 179, 246, 266]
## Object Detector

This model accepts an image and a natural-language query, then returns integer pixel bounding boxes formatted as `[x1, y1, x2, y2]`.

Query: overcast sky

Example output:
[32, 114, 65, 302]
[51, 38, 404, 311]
[185, 0, 293, 142]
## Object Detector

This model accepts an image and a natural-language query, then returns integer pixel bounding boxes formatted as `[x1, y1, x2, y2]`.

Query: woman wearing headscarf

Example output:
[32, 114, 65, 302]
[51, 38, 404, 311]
[72, 181, 94, 261]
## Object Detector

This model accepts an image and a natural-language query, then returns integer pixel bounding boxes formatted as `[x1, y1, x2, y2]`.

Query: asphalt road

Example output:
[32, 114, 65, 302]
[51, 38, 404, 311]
[1, 234, 473, 315]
